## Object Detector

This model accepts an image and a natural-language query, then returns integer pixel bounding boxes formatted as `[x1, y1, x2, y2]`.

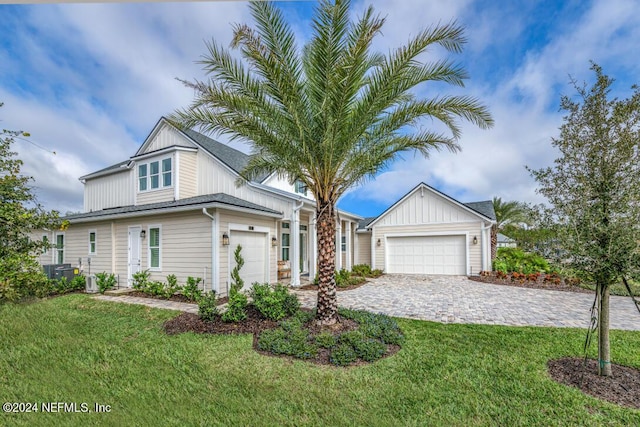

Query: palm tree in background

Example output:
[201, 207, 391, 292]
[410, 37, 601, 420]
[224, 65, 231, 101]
[491, 196, 528, 258]
[172, 0, 493, 324]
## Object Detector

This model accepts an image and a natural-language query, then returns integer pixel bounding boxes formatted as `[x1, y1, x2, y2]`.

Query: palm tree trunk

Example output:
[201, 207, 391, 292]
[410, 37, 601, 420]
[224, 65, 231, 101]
[315, 199, 338, 325]
[490, 225, 498, 261]
[598, 283, 612, 376]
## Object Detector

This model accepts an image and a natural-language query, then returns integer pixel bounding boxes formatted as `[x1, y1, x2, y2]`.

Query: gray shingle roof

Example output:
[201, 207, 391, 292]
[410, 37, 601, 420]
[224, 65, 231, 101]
[180, 127, 271, 183]
[63, 193, 281, 221]
[357, 217, 376, 230]
[79, 160, 129, 180]
[497, 233, 515, 242]
[464, 201, 496, 220]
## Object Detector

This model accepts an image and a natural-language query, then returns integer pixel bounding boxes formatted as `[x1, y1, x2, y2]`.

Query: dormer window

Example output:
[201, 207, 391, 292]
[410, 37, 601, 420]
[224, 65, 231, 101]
[138, 157, 172, 192]
[294, 179, 307, 196]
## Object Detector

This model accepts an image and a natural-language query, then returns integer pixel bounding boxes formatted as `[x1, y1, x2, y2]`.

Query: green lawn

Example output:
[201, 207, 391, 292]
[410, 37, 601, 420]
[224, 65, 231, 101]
[1, 295, 639, 426]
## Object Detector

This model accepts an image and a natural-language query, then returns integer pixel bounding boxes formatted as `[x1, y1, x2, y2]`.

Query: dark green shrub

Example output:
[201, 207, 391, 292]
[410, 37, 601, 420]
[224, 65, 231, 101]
[182, 276, 203, 302]
[258, 324, 317, 359]
[69, 274, 86, 291]
[222, 291, 248, 322]
[95, 272, 117, 294]
[315, 332, 336, 348]
[132, 269, 150, 291]
[352, 338, 386, 362]
[162, 274, 181, 299]
[335, 269, 351, 287]
[145, 280, 164, 297]
[370, 269, 384, 278]
[352, 264, 372, 276]
[339, 308, 405, 345]
[1, 255, 50, 302]
[198, 291, 219, 321]
[493, 247, 550, 274]
[250, 283, 300, 320]
[330, 343, 358, 366]
[0, 280, 19, 303]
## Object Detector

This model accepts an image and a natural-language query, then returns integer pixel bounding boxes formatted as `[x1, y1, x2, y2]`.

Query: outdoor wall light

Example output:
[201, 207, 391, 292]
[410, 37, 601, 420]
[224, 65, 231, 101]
[222, 233, 230, 246]
[140, 229, 146, 239]
[377, 238, 381, 247]
[472, 236, 478, 245]
[271, 236, 278, 247]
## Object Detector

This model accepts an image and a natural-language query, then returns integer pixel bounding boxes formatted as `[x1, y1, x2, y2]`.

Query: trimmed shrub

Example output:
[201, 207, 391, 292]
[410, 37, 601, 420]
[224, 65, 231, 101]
[258, 323, 317, 359]
[222, 291, 248, 322]
[162, 274, 182, 299]
[198, 291, 219, 321]
[250, 283, 300, 320]
[493, 247, 550, 274]
[69, 274, 87, 291]
[132, 269, 151, 291]
[182, 276, 203, 302]
[95, 272, 117, 294]
[315, 332, 336, 349]
[330, 343, 358, 366]
[352, 264, 372, 276]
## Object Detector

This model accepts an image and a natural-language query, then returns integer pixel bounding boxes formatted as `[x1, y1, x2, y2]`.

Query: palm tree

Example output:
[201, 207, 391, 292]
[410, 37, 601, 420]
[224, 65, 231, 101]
[491, 197, 528, 259]
[171, 0, 493, 325]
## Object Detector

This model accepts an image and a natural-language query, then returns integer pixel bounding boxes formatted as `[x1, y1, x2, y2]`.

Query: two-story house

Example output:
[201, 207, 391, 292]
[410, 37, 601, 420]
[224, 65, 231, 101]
[38, 117, 496, 296]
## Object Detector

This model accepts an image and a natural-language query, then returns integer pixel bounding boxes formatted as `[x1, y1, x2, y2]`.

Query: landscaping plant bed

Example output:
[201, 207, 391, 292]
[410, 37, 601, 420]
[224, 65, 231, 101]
[128, 291, 228, 305]
[164, 305, 280, 335]
[548, 357, 640, 409]
[469, 272, 592, 294]
[299, 281, 367, 292]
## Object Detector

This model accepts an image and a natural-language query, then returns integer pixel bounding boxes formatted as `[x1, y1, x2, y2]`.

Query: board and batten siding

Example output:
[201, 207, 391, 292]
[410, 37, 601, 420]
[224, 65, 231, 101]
[376, 187, 479, 226]
[197, 152, 292, 215]
[84, 170, 134, 212]
[261, 174, 316, 201]
[142, 125, 197, 153]
[372, 222, 483, 275]
[218, 211, 277, 297]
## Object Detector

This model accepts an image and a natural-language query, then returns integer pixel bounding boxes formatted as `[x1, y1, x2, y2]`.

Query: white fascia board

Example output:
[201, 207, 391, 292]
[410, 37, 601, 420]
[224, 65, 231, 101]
[130, 146, 197, 162]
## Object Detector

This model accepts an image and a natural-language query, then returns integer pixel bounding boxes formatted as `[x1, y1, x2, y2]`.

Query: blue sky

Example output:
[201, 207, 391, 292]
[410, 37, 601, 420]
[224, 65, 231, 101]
[1, 0, 639, 218]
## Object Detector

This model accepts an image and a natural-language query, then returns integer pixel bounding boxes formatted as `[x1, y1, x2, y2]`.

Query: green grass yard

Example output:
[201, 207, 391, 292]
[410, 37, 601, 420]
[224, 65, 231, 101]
[1, 294, 639, 426]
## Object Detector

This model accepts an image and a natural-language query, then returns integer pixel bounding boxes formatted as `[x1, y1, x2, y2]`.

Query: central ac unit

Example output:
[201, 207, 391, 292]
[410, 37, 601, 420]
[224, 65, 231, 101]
[86, 275, 98, 293]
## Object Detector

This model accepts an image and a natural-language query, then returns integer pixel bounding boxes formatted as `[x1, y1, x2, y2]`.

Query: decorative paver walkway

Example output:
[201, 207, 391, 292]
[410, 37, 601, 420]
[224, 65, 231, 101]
[93, 275, 640, 330]
[291, 275, 640, 331]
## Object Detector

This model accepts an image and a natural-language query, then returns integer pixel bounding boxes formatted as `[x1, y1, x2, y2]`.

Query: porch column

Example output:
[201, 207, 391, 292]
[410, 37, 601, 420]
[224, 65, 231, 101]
[291, 204, 301, 286]
[345, 221, 352, 271]
[310, 212, 317, 281]
[335, 220, 342, 270]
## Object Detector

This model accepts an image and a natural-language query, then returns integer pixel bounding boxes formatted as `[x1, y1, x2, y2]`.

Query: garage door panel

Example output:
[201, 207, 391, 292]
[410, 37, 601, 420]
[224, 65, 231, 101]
[387, 235, 466, 275]
[230, 231, 267, 289]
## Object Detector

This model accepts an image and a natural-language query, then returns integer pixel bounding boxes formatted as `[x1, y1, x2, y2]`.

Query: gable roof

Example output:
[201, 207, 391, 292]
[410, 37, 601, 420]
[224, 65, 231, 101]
[357, 217, 376, 230]
[63, 193, 282, 223]
[366, 182, 496, 229]
[497, 233, 515, 243]
[79, 160, 130, 181]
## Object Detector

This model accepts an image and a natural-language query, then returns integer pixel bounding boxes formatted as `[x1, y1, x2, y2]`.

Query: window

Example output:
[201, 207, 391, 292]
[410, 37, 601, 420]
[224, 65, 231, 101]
[281, 223, 290, 261]
[138, 157, 172, 192]
[55, 233, 64, 264]
[138, 164, 148, 191]
[42, 235, 48, 254]
[341, 235, 346, 252]
[88, 231, 96, 255]
[294, 180, 307, 196]
[148, 226, 161, 269]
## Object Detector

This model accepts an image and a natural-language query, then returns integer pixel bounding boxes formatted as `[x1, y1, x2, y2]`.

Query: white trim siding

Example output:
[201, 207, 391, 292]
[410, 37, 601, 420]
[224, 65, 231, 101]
[148, 224, 162, 271]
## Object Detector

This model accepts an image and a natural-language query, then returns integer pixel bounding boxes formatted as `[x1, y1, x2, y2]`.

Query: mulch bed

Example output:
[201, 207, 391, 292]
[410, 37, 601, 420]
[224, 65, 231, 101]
[299, 281, 367, 292]
[548, 357, 640, 409]
[128, 291, 228, 305]
[163, 306, 400, 366]
[469, 274, 592, 294]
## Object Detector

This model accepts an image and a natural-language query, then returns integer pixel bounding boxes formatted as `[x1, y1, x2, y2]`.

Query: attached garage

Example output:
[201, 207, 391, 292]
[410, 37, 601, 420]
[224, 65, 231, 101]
[386, 235, 466, 275]
[229, 230, 268, 288]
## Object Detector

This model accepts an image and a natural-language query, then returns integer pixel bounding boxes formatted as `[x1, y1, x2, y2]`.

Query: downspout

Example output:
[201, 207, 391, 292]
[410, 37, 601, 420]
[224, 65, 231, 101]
[480, 222, 493, 273]
[202, 208, 218, 293]
[291, 200, 304, 287]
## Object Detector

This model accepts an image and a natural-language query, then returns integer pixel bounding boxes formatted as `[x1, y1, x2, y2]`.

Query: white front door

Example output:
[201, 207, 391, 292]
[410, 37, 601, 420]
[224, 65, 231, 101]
[128, 226, 142, 287]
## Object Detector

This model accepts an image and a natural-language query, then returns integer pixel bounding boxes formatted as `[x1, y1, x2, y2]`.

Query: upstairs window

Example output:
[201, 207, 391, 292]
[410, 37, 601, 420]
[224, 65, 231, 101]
[138, 157, 172, 192]
[294, 180, 307, 196]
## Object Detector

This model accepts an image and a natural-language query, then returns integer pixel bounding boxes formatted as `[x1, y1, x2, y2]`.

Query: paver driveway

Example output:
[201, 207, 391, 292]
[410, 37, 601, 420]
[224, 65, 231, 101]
[291, 274, 640, 330]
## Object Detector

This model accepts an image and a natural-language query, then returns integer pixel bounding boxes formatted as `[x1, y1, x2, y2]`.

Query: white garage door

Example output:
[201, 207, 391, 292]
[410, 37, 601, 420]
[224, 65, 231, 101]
[386, 235, 466, 275]
[229, 231, 267, 289]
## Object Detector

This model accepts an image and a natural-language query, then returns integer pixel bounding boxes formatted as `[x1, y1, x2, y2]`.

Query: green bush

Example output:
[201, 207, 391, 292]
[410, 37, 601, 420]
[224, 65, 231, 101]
[182, 276, 203, 302]
[330, 343, 358, 366]
[0, 255, 49, 302]
[222, 291, 248, 322]
[250, 283, 300, 320]
[339, 308, 405, 346]
[162, 274, 182, 299]
[352, 264, 372, 276]
[69, 274, 86, 291]
[198, 291, 219, 321]
[336, 269, 350, 287]
[146, 281, 165, 297]
[352, 337, 386, 362]
[315, 332, 336, 348]
[258, 323, 317, 359]
[493, 248, 550, 274]
[0, 280, 19, 303]
[132, 270, 151, 292]
[95, 272, 117, 294]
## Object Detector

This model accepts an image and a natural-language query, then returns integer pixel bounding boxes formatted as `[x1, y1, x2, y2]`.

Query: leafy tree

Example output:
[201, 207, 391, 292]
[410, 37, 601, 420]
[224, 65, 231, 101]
[172, 0, 493, 324]
[529, 63, 640, 376]
[491, 197, 529, 259]
[0, 103, 64, 301]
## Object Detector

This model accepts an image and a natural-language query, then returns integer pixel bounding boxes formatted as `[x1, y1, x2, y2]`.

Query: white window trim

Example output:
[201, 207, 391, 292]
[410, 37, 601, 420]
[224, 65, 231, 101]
[341, 235, 346, 252]
[281, 222, 290, 261]
[138, 156, 173, 193]
[148, 224, 162, 271]
[55, 232, 65, 264]
[88, 229, 97, 255]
